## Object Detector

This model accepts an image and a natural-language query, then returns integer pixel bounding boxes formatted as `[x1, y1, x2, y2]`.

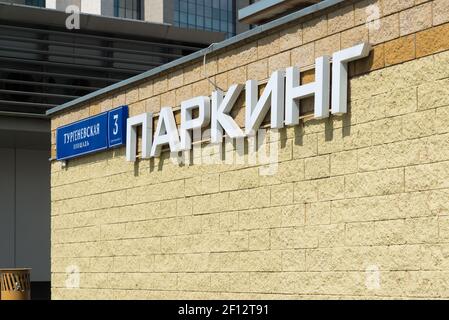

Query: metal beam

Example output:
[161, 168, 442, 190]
[0, 45, 164, 68]
[0, 68, 123, 83]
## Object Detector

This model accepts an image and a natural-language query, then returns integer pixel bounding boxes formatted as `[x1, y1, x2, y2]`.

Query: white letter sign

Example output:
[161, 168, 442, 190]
[245, 70, 285, 134]
[285, 56, 331, 124]
[332, 43, 371, 114]
[79, 43, 372, 163]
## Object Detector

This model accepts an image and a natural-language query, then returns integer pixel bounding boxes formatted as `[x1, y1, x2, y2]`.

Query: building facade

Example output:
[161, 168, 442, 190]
[46, 0, 449, 299]
[0, 0, 226, 299]
[5, 0, 250, 37]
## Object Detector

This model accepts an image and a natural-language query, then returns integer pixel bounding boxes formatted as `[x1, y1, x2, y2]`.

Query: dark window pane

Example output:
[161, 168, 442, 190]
[221, 9, 227, 20]
[26, 0, 45, 7]
[229, 0, 234, 11]
[220, 0, 227, 10]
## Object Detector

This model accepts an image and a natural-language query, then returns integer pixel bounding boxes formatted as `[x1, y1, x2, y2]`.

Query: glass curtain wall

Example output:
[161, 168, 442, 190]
[173, 0, 236, 38]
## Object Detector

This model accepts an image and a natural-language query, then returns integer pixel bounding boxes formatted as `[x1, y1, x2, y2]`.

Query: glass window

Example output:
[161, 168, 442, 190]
[172, 0, 236, 38]
[197, 16, 204, 28]
[114, 0, 143, 20]
[180, 1, 188, 12]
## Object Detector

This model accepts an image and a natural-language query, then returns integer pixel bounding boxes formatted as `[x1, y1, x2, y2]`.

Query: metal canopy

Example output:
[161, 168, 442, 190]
[0, 2, 225, 116]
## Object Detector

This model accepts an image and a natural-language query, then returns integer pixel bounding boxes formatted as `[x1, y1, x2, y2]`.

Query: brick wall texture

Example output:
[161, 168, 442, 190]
[50, 0, 449, 299]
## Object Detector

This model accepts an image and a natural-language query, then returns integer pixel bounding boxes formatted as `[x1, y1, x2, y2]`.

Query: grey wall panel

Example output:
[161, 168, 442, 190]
[15, 149, 50, 282]
[163, 0, 174, 24]
[101, 0, 114, 17]
[0, 148, 15, 269]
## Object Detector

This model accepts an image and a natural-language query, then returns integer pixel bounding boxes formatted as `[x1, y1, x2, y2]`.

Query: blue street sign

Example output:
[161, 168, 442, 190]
[108, 105, 128, 148]
[56, 112, 109, 161]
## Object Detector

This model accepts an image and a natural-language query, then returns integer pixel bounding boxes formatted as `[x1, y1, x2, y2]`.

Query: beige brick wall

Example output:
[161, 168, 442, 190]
[50, 0, 449, 299]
